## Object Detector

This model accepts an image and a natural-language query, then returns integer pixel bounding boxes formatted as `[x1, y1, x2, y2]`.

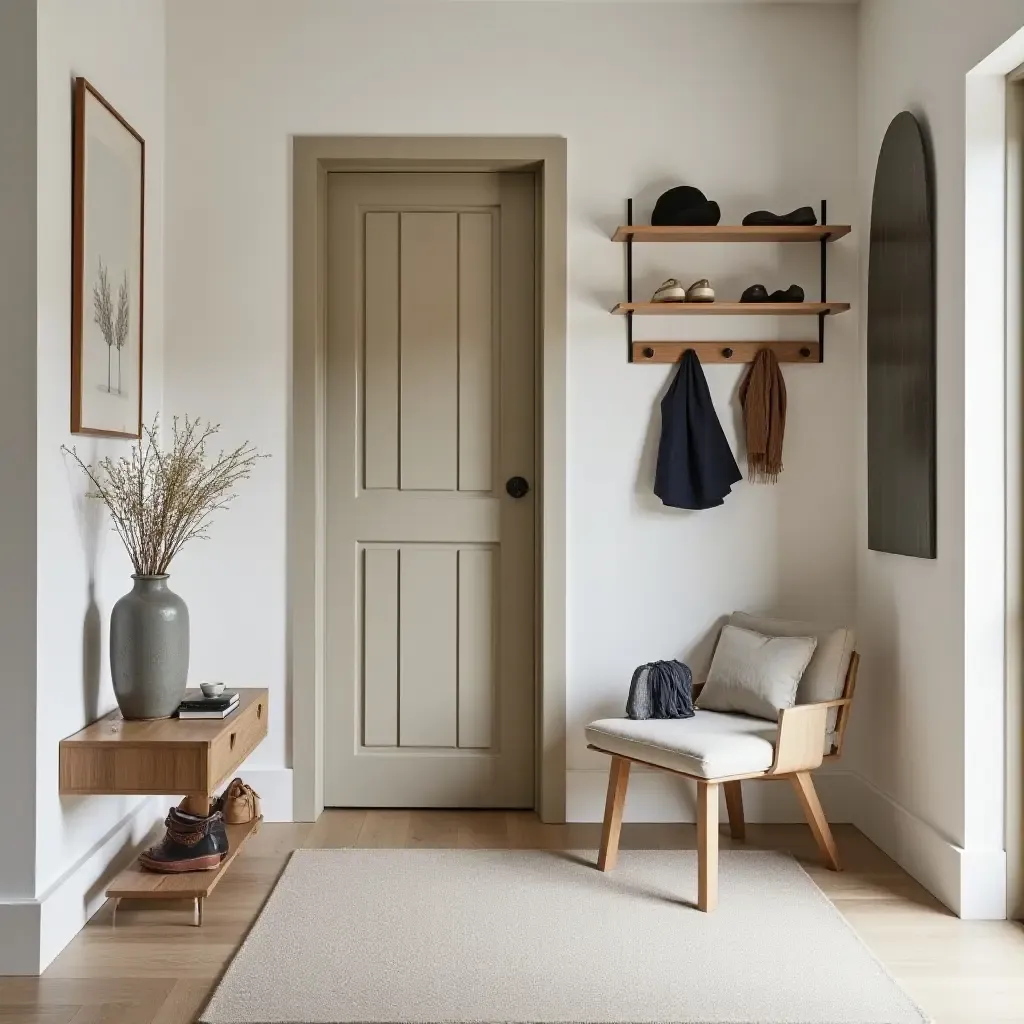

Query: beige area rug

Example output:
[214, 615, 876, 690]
[201, 849, 930, 1024]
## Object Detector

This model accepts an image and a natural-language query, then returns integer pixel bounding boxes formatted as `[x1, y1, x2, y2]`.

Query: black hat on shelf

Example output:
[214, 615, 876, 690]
[651, 186, 721, 227]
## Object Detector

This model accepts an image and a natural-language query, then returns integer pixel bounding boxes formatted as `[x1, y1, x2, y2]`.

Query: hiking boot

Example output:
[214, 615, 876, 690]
[139, 807, 229, 873]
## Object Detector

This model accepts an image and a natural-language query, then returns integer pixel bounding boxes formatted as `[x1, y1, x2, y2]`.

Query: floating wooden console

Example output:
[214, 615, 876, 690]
[612, 301, 850, 317]
[632, 341, 820, 365]
[60, 688, 269, 925]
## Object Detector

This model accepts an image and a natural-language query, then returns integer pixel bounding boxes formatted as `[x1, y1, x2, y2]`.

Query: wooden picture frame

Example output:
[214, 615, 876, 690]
[71, 77, 145, 438]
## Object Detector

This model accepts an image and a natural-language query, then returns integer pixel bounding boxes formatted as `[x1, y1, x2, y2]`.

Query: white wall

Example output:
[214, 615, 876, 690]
[165, 0, 859, 821]
[2, 0, 167, 975]
[855, 0, 1024, 918]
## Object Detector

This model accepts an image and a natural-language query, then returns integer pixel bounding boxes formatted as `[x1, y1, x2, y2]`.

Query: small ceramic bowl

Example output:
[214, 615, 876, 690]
[200, 681, 226, 698]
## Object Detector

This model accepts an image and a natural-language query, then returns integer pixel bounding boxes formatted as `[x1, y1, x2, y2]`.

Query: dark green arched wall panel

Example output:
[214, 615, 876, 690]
[867, 111, 936, 559]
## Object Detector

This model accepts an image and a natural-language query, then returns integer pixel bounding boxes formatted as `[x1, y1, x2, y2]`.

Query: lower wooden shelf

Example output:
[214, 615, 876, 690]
[613, 301, 849, 316]
[632, 341, 820, 364]
[108, 816, 262, 903]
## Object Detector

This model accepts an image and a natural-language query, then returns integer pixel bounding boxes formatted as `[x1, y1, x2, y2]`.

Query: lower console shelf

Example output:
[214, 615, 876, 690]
[107, 816, 262, 922]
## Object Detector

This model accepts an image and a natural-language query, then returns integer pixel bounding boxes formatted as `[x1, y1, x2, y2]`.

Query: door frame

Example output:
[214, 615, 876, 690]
[291, 136, 568, 823]
[1006, 70, 1024, 918]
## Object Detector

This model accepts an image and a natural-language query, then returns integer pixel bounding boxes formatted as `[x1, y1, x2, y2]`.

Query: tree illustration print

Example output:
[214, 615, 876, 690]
[115, 271, 130, 394]
[93, 259, 115, 393]
[92, 259, 131, 395]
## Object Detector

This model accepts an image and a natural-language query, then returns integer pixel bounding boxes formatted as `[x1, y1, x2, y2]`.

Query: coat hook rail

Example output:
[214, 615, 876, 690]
[632, 341, 819, 365]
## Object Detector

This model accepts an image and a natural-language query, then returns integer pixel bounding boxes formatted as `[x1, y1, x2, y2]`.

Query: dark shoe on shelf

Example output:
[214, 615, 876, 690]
[740, 284, 771, 303]
[767, 284, 805, 303]
[742, 206, 818, 227]
[139, 807, 229, 873]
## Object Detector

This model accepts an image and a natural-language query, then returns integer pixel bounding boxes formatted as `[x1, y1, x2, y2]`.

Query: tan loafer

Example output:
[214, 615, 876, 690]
[651, 278, 688, 302]
[685, 278, 715, 303]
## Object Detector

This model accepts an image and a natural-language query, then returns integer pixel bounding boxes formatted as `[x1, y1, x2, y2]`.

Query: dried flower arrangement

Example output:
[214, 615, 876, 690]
[62, 415, 266, 577]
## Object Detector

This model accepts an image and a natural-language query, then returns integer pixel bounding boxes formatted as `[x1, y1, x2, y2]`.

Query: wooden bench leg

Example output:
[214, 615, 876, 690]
[697, 780, 719, 911]
[790, 771, 841, 871]
[724, 780, 745, 841]
[597, 756, 630, 872]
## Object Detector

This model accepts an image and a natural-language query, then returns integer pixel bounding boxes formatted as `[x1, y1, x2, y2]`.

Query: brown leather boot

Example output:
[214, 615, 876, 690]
[139, 807, 229, 872]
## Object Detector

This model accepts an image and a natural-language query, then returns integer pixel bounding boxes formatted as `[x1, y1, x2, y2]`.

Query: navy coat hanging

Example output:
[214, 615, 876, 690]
[654, 349, 742, 510]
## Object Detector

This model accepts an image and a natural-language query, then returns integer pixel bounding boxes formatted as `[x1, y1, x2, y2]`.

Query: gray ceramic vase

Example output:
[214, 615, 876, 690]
[110, 575, 190, 719]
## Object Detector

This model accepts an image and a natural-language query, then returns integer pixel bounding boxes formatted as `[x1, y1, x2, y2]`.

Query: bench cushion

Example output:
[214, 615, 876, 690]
[728, 612, 854, 708]
[697, 624, 817, 721]
[727, 612, 855, 741]
[585, 711, 777, 779]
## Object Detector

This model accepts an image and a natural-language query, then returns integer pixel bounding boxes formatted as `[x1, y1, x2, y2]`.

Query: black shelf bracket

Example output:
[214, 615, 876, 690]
[818, 198, 828, 364]
[626, 198, 634, 363]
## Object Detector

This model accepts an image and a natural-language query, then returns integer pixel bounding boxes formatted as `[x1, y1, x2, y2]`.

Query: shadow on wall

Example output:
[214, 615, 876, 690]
[82, 583, 101, 724]
[853, 566, 901, 790]
[64, 442, 107, 725]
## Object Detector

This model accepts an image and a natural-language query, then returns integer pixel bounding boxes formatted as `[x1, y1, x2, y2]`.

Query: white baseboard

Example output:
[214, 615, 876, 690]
[0, 769, 293, 974]
[235, 767, 293, 822]
[844, 772, 1007, 920]
[0, 899, 41, 976]
[0, 797, 165, 975]
[567, 766, 1006, 919]
[565, 767, 855, 824]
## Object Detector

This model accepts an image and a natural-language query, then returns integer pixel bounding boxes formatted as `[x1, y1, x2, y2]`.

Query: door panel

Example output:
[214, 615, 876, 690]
[458, 212, 495, 493]
[458, 547, 496, 749]
[399, 212, 459, 493]
[324, 172, 535, 808]
[398, 546, 458, 748]
[363, 213, 400, 491]
[362, 547, 399, 747]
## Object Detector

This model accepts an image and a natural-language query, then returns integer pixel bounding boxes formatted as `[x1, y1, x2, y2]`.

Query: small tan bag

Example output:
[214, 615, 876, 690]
[217, 777, 262, 824]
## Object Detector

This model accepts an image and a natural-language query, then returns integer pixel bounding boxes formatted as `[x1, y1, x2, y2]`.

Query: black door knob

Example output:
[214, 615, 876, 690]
[506, 476, 530, 499]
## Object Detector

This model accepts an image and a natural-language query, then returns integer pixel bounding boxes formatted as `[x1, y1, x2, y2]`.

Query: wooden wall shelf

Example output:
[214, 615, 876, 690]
[615, 198, 851, 364]
[612, 302, 850, 317]
[612, 224, 852, 244]
[633, 341, 820, 364]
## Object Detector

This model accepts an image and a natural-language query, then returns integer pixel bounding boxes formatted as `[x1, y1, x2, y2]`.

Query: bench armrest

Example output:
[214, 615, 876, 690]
[768, 702, 831, 775]
[691, 683, 848, 775]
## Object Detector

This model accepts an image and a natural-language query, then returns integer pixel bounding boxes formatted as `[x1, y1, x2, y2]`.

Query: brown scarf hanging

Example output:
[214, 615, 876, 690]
[738, 348, 787, 483]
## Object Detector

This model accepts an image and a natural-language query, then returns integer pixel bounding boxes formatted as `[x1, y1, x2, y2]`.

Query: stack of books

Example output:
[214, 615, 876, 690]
[177, 689, 240, 720]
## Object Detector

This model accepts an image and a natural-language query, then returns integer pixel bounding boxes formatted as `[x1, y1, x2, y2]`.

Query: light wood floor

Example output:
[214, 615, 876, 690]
[2, 812, 1023, 1023]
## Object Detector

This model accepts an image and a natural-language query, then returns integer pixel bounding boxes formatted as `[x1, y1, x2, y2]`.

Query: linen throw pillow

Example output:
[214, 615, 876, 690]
[697, 624, 817, 721]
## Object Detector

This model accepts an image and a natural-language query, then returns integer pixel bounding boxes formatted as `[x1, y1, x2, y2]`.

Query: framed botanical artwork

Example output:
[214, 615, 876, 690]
[71, 77, 145, 438]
